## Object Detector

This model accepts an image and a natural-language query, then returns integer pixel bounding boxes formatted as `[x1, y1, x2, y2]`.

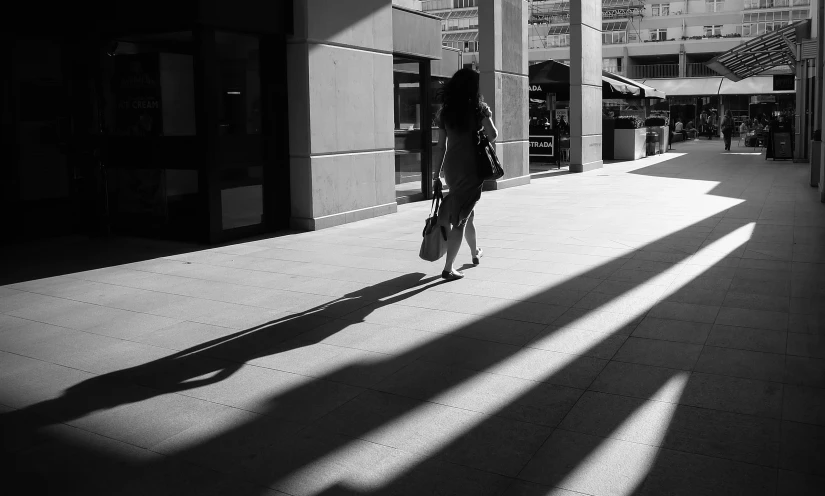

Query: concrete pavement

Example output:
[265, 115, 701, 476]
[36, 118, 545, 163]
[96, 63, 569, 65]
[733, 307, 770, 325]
[2, 139, 824, 495]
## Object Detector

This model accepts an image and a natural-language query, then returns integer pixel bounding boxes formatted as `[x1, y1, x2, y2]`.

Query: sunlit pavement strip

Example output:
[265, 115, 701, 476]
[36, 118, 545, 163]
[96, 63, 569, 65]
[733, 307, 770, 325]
[272, 222, 755, 494]
[1, 140, 824, 495]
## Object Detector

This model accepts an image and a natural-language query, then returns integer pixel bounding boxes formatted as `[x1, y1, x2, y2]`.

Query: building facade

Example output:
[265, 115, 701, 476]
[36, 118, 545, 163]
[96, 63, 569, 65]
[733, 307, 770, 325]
[0, 1, 453, 244]
[422, 0, 482, 68]
[526, 1, 816, 129]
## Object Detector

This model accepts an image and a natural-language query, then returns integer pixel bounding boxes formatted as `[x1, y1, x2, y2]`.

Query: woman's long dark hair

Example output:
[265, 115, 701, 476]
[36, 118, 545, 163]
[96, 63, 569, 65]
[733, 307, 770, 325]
[438, 68, 483, 131]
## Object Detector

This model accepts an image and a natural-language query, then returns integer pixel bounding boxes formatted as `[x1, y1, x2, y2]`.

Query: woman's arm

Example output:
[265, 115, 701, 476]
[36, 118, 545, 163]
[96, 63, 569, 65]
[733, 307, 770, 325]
[482, 116, 498, 143]
[433, 128, 447, 185]
[479, 102, 498, 142]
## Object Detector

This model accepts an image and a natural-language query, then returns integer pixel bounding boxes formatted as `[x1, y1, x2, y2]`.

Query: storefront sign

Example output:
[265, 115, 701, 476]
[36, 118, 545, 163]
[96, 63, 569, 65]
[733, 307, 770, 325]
[751, 95, 776, 104]
[113, 53, 163, 136]
[529, 134, 555, 157]
[772, 75, 794, 91]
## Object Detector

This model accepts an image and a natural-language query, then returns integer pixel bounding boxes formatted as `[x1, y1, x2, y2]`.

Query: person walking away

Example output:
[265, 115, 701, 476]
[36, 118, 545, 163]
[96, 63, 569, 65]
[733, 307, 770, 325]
[721, 110, 733, 151]
[710, 112, 718, 140]
[699, 110, 708, 138]
[432, 68, 498, 281]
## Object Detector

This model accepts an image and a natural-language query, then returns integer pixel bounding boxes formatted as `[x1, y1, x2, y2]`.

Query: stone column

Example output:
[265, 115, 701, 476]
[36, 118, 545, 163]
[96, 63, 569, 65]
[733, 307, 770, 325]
[478, 0, 530, 190]
[679, 46, 686, 78]
[286, 0, 396, 230]
[569, 0, 603, 172]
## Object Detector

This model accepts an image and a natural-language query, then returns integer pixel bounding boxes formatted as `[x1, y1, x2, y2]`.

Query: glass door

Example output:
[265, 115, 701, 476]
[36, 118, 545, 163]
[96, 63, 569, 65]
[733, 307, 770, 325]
[393, 56, 431, 203]
[214, 31, 264, 232]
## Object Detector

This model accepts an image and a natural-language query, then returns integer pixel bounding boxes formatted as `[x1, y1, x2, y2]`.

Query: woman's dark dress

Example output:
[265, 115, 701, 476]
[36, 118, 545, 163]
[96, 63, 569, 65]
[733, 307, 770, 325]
[437, 107, 486, 228]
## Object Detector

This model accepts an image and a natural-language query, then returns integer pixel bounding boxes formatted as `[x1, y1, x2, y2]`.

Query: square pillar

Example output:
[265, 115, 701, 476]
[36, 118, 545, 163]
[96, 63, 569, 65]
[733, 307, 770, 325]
[478, 0, 530, 190]
[286, 0, 397, 230]
[569, 0, 603, 172]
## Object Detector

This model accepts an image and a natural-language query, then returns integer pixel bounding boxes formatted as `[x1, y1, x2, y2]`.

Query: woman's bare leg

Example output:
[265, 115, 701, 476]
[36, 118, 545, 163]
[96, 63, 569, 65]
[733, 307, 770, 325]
[443, 221, 467, 275]
[464, 211, 478, 257]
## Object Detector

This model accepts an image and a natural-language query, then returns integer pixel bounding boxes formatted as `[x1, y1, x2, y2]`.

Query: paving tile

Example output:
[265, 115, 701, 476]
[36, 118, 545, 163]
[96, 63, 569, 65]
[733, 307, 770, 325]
[789, 313, 825, 335]
[501, 480, 583, 496]
[696, 345, 785, 382]
[313, 389, 551, 477]
[518, 429, 659, 496]
[249, 341, 416, 388]
[636, 448, 776, 496]
[552, 306, 642, 335]
[780, 421, 825, 476]
[787, 332, 825, 359]
[295, 320, 439, 357]
[783, 384, 825, 426]
[414, 334, 521, 372]
[777, 470, 825, 496]
[374, 360, 582, 427]
[729, 276, 791, 297]
[681, 372, 783, 419]
[493, 347, 608, 390]
[790, 297, 825, 315]
[715, 306, 788, 331]
[234, 426, 429, 495]
[784, 356, 825, 388]
[529, 325, 627, 359]
[613, 337, 703, 370]
[150, 405, 308, 474]
[589, 361, 689, 404]
[664, 286, 728, 306]
[632, 317, 712, 344]
[705, 324, 786, 354]
[722, 291, 790, 313]
[647, 301, 720, 324]
[9, 423, 162, 495]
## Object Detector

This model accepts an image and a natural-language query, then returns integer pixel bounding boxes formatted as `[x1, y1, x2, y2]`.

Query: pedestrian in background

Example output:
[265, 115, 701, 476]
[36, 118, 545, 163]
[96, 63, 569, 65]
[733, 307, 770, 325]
[432, 68, 498, 281]
[721, 110, 733, 151]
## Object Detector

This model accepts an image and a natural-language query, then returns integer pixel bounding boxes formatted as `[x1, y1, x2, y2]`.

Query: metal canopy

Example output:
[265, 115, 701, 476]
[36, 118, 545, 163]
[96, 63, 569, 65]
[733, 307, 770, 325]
[706, 20, 810, 82]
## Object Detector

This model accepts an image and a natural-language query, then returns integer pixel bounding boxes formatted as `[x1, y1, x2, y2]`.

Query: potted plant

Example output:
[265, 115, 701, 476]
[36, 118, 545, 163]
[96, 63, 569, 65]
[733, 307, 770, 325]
[614, 116, 646, 160]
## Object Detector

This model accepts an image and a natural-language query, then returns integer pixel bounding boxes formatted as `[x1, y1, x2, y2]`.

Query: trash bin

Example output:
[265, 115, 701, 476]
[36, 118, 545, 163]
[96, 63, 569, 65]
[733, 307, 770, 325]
[646, 131, 659, 156]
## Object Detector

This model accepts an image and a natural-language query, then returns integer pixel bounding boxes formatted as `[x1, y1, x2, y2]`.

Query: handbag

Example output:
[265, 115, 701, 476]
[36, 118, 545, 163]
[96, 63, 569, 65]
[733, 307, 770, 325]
[475, 127, 504, 181]
[419, 189, 449, 262]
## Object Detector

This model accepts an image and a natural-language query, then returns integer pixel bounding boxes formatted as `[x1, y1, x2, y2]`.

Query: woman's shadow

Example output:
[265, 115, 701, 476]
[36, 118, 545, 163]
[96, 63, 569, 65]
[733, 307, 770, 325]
[1, 272, 443, 445]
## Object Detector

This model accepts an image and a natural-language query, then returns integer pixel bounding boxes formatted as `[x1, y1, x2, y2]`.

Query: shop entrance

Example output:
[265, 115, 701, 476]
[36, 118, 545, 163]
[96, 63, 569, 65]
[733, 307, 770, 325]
[92, 29, 288, 243]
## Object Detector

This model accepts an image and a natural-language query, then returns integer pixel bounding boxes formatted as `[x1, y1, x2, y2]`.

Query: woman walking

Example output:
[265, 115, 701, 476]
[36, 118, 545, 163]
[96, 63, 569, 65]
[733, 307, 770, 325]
[721, 110, 733, 151]
[432, 68, 498, 281]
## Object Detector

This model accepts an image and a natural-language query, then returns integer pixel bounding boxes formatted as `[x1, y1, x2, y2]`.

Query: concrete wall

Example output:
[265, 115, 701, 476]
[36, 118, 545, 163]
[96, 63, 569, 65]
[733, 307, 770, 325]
[287, 0, 397, 230]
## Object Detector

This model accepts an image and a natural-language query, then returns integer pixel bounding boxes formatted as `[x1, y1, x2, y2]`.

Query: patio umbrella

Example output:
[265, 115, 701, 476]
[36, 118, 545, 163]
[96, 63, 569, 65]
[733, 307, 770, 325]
[529, 60, 641, 100]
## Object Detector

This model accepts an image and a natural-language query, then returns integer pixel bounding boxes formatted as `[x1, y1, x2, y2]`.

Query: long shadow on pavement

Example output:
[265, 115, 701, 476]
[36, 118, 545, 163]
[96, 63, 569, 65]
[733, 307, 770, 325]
[2, 150, 821, 495]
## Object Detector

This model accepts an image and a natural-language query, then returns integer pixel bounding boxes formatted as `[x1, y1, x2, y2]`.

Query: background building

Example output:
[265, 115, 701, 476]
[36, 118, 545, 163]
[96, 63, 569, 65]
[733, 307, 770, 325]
[422, 0, 481, 69]
[525, 0, 816, 130]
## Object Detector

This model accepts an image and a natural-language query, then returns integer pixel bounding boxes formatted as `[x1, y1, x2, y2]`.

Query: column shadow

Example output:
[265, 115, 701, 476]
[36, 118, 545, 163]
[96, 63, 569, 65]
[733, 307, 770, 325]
[2, 152, 801, 495]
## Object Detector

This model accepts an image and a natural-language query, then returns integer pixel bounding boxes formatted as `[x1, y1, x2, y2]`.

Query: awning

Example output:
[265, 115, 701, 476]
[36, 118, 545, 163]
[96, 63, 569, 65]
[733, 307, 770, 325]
[529, 60, 641, 100]
[718, 75, 795, 94]
[639, 78, 724, 96]
[638, 76, 797, 96]
[706, 20, 810, 82]
[606, 72, 666, 99]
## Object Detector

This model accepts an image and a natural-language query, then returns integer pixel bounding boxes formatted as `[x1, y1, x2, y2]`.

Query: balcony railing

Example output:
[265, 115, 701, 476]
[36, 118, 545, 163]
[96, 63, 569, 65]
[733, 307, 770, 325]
[629, 64, 678, 79]
[686, 63, 718, 78]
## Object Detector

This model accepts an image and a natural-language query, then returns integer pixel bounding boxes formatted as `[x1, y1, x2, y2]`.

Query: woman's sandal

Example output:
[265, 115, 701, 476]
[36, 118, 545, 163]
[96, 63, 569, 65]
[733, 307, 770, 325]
[441, 270, 465, 281]
[472, 248, 484, 266]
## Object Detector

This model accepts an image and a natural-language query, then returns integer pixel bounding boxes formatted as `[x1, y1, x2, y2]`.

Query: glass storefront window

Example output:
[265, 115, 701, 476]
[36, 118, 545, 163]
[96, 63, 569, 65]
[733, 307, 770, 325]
[215, 31, 263, 230]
